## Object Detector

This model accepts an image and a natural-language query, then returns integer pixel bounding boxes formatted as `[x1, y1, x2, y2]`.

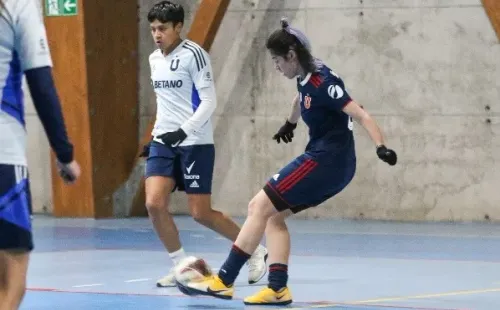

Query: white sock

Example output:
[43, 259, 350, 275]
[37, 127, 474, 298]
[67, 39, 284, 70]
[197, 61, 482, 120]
[169, 248, 187, 266]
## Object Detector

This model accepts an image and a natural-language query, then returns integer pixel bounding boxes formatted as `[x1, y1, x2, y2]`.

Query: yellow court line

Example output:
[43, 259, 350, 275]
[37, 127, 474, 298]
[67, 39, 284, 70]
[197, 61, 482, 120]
[283, 286, 500, 309]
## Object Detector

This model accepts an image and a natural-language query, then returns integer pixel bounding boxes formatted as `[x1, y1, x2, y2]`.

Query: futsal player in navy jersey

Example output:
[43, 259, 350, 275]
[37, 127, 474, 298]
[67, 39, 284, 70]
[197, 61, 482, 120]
[176, 18, 397, 306]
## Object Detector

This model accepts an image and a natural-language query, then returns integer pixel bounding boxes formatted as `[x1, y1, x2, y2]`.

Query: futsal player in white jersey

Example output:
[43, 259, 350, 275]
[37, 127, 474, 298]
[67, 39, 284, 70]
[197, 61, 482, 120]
[0, 0, 80, 308]
[143, 1, 268, 287]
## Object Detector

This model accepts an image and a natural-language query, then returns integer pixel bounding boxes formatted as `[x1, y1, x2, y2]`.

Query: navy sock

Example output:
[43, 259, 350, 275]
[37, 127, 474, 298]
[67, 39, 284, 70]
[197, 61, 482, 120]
[268, 263, 288, 292]
[218, 244, 251, 286]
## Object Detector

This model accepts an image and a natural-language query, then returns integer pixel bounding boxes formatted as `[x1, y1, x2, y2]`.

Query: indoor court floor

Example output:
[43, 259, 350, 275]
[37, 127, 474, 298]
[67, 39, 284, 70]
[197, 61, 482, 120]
[20, 215, 500, 310]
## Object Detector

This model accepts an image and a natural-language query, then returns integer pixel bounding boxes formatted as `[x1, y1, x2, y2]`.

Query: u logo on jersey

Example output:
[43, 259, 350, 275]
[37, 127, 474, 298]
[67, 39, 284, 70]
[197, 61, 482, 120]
[304, 95, 312, 109]
[170, 59, 180, 71]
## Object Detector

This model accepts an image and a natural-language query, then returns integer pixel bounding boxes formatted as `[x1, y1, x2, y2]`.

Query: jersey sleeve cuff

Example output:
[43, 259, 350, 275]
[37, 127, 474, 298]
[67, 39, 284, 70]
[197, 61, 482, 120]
[180, 123, 196, 136]
[56, 148, 74, 164]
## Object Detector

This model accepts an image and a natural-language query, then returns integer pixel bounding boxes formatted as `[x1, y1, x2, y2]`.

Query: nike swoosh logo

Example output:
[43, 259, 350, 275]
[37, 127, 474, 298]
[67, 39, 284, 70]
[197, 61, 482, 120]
[171, 141, 180, 147]
[186, 161, 195, 173]
[207, 287, 229, 294]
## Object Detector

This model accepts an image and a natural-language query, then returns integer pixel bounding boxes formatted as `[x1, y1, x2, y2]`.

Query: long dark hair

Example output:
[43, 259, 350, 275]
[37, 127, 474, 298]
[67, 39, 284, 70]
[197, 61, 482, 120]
[265, 19, 316, 73]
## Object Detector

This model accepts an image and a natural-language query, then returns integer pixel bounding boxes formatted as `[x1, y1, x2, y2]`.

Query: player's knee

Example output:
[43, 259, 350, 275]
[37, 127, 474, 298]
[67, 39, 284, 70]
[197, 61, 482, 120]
[145, 196, 167, 214]
[248, 194, 274, 220]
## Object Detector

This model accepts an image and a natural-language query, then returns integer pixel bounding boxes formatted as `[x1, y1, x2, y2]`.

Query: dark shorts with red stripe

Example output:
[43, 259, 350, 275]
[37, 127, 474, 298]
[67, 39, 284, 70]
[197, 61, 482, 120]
[263, 153, 356, 214]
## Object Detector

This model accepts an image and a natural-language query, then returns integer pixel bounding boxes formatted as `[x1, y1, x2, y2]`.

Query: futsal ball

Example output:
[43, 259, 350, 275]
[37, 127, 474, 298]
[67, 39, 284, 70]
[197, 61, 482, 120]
[174, 256, 213, 285]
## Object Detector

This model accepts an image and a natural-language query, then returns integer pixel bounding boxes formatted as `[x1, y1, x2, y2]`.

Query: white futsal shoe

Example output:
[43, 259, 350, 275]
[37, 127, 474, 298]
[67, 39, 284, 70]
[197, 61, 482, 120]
[156, 267, 176, 287]
[157, 245, 268, 287]
[247, 245, 268, 284]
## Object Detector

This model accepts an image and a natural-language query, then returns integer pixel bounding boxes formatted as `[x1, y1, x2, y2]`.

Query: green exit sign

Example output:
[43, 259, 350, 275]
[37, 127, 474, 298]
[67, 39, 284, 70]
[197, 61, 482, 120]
[45, 0, 78, 17]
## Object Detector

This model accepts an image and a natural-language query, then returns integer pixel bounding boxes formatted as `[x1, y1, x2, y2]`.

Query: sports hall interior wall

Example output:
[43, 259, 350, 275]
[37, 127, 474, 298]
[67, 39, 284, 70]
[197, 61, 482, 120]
[24, 0, 500, 222]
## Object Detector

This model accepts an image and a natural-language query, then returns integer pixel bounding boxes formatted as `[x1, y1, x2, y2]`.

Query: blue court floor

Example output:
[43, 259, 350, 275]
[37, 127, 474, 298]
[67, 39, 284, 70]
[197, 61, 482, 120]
[21, 215, 500, 310]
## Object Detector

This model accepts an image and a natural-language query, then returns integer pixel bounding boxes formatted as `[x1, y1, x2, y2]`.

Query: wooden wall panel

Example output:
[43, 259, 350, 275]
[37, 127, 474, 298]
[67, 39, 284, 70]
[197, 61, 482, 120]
[44, 0, 139, 218]
[129, 0, 231, 216]
[483, 0, 500, 41]
[45, 0, 95, 217]
[83, 0, 139, 218]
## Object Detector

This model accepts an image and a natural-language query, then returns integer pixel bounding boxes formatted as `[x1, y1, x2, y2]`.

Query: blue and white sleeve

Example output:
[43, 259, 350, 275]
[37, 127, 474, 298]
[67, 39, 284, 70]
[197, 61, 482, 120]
[180, 45, 217, 135]
[15, 0, 73, 163]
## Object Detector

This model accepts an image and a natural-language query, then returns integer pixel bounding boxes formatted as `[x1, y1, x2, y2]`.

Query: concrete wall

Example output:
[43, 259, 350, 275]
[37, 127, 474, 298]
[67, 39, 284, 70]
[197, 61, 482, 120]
[28, 0, 500, 222]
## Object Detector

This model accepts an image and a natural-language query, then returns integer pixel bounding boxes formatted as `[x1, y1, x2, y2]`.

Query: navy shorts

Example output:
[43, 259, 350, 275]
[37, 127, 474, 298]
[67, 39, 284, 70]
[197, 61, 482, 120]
[145, 141, 215, 194]
[0, 164, 33, 251]
[263, 153, 356, 214]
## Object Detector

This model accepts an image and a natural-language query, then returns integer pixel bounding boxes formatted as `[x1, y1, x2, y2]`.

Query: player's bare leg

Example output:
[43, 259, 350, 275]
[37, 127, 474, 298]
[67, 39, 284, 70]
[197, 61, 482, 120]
[244, 210, 293, 305]
[0, 250, 29, 310]
[145, 176, 185, 287]
[187, 194, 268, 284]
[187, 194, 240, 240]
[233, 190, 277, 253]
[177, 190, 276, 299]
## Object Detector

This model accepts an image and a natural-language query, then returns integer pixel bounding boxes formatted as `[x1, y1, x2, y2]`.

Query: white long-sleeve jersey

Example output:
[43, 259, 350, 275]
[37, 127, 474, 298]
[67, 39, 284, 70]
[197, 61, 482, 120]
[150, 39, 216, 146]
[0, 0, 53, 166]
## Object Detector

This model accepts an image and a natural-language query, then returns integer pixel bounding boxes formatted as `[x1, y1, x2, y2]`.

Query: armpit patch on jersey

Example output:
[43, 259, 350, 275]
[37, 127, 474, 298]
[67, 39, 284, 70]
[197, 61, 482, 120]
[327, 85, 344, 99]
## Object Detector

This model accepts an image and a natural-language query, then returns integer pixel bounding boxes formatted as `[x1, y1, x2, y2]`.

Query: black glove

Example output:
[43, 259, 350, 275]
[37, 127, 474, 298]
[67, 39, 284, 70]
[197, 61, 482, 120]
[376, 145, 397, 166]
[273, 120, 297, 144]
[157, 128, 187, 147]
[139, 141, 151, 158]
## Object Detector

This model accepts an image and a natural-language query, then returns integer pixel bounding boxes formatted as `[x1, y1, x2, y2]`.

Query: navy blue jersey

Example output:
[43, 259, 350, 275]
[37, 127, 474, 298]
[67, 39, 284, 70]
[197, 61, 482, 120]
[297, 63, 355, 161]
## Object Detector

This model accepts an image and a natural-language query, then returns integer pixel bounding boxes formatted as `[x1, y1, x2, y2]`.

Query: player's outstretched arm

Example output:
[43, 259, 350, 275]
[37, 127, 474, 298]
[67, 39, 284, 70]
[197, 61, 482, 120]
[342, 101, 397, 166]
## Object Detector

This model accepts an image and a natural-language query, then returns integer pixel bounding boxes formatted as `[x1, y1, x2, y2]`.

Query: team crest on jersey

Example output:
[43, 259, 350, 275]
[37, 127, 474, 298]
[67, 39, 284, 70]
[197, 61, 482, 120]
[170, 59, 180, 71]
[304, 95, 312, 109]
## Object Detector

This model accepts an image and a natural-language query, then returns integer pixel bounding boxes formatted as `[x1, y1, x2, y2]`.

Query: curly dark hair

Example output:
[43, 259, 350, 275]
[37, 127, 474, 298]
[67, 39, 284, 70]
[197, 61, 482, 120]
[147, 1, 184, 26]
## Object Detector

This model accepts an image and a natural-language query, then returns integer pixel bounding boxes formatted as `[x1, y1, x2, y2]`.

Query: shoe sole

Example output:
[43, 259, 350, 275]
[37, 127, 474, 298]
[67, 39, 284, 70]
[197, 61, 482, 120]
[156, 283, 177, 288]
[248, 253, 268, 284]
[175, 280, 233, 300]
[156, 283, 176, 288]
[243, 299, 293, 306]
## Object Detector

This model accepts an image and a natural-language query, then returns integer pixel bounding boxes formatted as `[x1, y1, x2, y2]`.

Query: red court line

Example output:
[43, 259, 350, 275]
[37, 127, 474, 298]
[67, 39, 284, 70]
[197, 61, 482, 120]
[26, 288, 464, 310]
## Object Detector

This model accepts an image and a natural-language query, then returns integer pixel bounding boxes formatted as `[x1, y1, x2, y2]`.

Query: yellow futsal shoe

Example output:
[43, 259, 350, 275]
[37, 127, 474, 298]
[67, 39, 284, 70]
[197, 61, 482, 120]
[176, 274, 234, 300]
[243, 286, 293, 305]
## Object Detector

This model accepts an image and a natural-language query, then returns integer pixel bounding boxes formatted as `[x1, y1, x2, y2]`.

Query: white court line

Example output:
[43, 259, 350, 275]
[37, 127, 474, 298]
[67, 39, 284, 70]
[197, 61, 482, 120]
[190, 234, 205, 238]
[72, 283, 104, 288]
[125, 278, 150, 283]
